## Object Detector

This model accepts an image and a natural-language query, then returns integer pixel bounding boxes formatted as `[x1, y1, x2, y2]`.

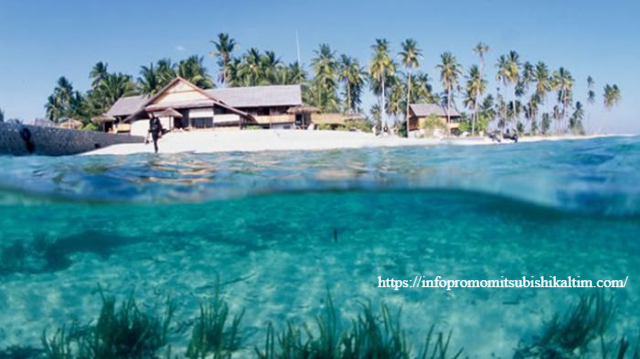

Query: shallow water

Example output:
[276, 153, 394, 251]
[1, 136, 639, 358]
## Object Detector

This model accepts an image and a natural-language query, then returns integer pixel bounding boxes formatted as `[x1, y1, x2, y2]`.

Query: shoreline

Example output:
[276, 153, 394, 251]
[84, 130, 628, 156]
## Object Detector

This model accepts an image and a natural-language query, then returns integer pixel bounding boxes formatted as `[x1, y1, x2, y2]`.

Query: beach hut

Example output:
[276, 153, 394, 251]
[59, 118, 83, 130]
[287, 105, 319, 129]
[91, 114, 116, 132]
[408, 104, 461, 132]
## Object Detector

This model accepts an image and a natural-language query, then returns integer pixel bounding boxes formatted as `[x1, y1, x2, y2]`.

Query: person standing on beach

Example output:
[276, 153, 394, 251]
[147, 116, 163, 153]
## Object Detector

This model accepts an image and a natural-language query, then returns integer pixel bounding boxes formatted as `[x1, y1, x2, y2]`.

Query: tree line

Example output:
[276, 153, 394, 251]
[43, 34, 621, 136]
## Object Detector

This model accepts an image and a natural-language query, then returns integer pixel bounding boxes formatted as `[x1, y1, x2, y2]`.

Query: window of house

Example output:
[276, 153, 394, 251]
[191, 118, 213, 129]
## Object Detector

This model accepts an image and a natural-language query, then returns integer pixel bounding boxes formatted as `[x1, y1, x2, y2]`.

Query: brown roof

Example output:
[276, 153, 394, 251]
[151, 107, 182, 118]
[106, 83, 302, 118]
[91, 114, 116, 123]
[59, 119, 83, 128]
[410, 103, 460, 118]
[120, 77, 252, 122]
[311, 113, 346, 125]
[287, 105, 320, 114]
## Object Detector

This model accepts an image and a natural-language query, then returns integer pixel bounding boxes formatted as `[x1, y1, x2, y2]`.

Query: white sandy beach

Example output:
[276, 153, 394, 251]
[86, 130, 618, 155]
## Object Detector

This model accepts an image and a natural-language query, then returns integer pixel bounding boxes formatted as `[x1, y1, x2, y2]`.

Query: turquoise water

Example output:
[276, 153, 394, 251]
[1, 136, 640, 357]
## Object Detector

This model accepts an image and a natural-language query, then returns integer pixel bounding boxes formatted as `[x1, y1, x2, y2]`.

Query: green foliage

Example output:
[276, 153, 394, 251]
[186, 280, 244, 359]
[256, 293, 463, 359]
[345, 119, 372, 133]
[41, 287, 175, 359]
[82, 123, 99, 131]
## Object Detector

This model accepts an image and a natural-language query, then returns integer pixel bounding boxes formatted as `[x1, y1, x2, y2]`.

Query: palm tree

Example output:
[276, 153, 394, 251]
[368, 39, 395, 128]
[338, 55, 366, 114]
[260, 51, 282, 85]
[603, 84, 621, 110]
[495, 55, 510, 128]
[90, 62, 109, 89]
[238, 48, 263, 86]
[156, 59, 177, 87]
[399, 39, 421, 136]
[471, 42, 489, 135]
[506, 51, 521, 126]
[436, 52, 462, 135]
[284, 61, 307, 85]
[177, 56, 214, 89]
[138, 63, 160, 95]
[587, 76, 596, 104]
[465, 65, 486, 136]
[209, 33, 238, 85]
[552, 67, 574, 132]
[45, 76, 76, 122]
[99, 73, 137, 108]
[569, 101, 585, 133]
[310, 44, 339, 112]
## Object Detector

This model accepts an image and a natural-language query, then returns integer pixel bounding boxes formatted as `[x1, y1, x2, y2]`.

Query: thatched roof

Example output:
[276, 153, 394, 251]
[342, 114, 365, 121]
[151, 108, 182, 118]
[91, 114, 115, 124]
[287, 105, 320, 114]
[311, 113, 346, 125]
[59, 118, 83, 128]
[409, 103, 460, 118]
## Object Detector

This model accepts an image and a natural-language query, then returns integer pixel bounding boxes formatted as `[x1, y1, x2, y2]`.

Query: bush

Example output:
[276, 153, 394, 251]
[82, 123, 99, 131]
[420, 115, 447, 137]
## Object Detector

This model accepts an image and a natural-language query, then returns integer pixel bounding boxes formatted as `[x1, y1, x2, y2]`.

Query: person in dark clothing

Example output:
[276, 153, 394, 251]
[503, 129, 519, 143]
[147, 117, 163, 153]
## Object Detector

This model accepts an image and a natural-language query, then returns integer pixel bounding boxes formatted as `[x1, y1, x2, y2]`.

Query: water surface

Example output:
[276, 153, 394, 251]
[1, 136, 639, 358]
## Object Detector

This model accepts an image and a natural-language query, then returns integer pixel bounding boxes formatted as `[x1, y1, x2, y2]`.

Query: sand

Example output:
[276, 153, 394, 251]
[85, 130, 617, 155]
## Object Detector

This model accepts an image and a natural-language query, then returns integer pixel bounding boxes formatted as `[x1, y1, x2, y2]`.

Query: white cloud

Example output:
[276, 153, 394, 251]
[175, 45, 186, 52]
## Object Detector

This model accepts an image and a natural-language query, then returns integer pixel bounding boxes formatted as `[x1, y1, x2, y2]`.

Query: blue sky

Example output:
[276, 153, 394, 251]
[1, 0, 638, 133]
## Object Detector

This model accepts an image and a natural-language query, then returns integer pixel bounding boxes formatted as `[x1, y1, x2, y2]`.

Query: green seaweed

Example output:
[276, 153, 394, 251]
[514, 290, 617, 358]
[255, 293, 463, 359]
[186, 279, 245, 359]
[600, 336, 640, 359]
[41, 286, 175, 359]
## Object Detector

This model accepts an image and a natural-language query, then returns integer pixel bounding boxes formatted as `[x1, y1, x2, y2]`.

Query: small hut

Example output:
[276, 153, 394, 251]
[91, 114, 116, 132]
[287, 105, 319, 129]
[59, 118, 83, 130]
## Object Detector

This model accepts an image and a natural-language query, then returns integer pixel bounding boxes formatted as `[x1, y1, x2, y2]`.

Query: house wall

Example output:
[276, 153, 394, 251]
[152, 82, 208, 103]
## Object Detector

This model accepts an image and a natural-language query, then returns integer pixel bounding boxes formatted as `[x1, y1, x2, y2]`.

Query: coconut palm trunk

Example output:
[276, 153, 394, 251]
[446, 88, 452, 136]
[381, 78, 386, 128]
[406, 70, 412, 137]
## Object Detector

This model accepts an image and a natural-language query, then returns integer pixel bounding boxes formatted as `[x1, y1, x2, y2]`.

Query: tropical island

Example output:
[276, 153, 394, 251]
[35, 34, 621, 136]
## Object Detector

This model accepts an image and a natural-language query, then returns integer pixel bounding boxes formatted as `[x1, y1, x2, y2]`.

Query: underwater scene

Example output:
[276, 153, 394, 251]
[1, 136, 640, 358]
